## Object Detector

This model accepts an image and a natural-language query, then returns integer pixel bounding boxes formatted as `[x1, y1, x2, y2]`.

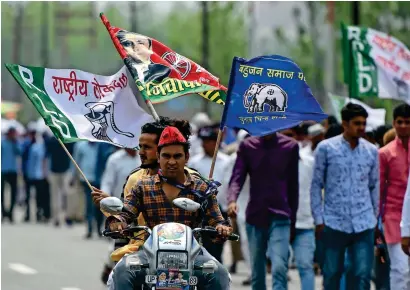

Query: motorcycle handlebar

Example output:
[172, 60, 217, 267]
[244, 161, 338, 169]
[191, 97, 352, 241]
[103, 226, 152, 239]
[103, 225, 239, 241]
[193, 227, 240, 242]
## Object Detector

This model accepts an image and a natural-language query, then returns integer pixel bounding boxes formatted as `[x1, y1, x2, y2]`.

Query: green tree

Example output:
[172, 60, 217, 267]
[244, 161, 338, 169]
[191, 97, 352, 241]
[153, 2, 247, 120]
[276, 2, 410, 120]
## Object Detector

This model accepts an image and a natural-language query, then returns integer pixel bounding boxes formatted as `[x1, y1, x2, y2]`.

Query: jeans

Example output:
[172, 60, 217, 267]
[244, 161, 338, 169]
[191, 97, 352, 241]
[1, 172, 18, 219]
[291, 229, 315, 290]
[202, 208, 227, 264]
[373, 251, 390, 290]
[246, 216, 290, 290]
[81, 182, 103, 235]
[110, 246, 230, 290]
[340, 249, 354, 290]
[31, 179, 51, 220]
[323, 226, 374, 290]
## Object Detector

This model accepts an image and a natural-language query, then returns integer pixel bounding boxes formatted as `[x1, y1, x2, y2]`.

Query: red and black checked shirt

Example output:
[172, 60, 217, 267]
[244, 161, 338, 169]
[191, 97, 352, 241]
[110, 171, 229, 230]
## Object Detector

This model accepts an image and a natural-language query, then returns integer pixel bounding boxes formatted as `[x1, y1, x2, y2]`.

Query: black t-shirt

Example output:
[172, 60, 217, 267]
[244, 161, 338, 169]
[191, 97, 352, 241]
[46, 137, 74, 173]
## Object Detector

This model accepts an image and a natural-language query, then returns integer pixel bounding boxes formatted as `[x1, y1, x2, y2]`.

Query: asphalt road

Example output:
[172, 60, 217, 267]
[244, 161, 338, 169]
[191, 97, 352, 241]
[2, 207, 325, 290]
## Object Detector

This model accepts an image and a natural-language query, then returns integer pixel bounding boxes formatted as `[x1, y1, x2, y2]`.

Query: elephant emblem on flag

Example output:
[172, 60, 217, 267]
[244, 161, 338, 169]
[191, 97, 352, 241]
[243, 83, 288, 113]
[84, 101, 134, 143]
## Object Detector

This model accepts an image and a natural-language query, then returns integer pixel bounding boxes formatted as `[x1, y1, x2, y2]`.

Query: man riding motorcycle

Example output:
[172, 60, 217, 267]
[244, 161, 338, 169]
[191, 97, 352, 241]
[106, 126, 233, 289]
[93, 117, 199, 264]
[91, 117, 228, 285]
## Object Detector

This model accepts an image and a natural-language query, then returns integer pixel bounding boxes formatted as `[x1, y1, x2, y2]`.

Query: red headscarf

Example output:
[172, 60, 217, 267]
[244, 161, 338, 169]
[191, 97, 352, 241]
[158, 126, 187, 147]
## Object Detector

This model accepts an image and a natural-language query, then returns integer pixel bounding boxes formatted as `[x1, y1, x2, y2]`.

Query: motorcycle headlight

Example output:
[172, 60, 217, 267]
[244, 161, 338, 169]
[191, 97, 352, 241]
[157, 251, 188, 269]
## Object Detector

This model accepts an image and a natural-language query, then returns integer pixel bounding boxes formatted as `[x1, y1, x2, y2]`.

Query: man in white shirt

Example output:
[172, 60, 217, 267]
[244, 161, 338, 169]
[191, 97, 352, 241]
[224, 130, 251, 286]
[189, 112, 212, 157]
[100, 148, 141, 198]
[188, 123, 230, 263]
[100, 147, 140, 280]
[401, 171, 410, 287]
[282, 123, 324, 290]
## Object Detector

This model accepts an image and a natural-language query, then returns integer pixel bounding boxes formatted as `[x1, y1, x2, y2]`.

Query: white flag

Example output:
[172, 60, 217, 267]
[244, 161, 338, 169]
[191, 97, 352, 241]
[328, 93, 386, 131]
[342, 24, 410, 104]
[6, 64, 154, 148]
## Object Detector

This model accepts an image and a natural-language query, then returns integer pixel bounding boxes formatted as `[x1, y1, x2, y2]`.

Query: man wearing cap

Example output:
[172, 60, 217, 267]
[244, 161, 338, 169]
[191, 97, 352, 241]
[91, 117, 207, 284]
[107, 126, 233, 290]
[188, 123, 231, 263]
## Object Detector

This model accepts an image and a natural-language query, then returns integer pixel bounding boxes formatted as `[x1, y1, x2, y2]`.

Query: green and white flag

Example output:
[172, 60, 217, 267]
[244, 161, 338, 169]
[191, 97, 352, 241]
[342, 24, 410, 103]
[328, 93, 386, 131]
[5, 64, 154, 148]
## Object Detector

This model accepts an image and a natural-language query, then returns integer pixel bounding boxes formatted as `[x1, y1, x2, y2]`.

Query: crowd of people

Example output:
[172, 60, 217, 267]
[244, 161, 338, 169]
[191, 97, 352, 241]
[1, 103, 410, 290]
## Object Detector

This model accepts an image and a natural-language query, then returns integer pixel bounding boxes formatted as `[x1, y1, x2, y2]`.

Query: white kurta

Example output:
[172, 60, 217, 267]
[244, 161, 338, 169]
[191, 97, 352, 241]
[101, 149, 141, 198]
[188, 151, 230, 212]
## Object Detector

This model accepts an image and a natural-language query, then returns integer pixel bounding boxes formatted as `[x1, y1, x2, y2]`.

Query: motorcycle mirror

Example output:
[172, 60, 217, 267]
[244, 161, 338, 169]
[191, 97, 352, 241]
[173, 198, 201, 212]
[100, 197, 124, 215]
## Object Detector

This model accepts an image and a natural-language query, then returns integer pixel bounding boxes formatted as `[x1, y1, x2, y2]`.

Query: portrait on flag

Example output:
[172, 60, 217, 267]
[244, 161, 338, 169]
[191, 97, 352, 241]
[117, 30, 171, 83]
[100, 13, 227, 105]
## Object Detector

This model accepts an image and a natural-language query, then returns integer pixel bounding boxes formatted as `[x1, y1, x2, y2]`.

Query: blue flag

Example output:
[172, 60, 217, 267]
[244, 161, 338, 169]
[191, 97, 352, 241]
[220, 55, 327, 136]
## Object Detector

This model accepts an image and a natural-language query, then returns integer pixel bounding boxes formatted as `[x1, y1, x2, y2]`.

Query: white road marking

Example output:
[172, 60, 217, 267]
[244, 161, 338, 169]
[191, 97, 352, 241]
[8, 263, 38, 275]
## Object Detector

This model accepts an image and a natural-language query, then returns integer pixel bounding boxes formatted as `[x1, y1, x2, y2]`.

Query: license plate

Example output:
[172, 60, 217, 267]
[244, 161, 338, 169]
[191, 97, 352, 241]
[155, 270, 193, 289]
[145, 275, 157, 284]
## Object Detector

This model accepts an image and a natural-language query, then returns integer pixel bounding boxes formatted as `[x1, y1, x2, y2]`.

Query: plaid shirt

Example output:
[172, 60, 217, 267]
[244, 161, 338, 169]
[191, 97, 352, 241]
[108, 170, 229, 230]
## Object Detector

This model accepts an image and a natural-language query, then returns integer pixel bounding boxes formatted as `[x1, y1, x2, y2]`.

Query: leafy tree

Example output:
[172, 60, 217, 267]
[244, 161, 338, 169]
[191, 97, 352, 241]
[154, 1, 247, 120]
[276, 2, 410, 120]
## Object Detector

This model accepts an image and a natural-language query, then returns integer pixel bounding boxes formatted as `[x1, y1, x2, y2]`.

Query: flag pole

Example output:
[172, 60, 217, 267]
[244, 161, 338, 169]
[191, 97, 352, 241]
[99, 12, 160, 122]
[208, 128, 224, 180]
[57, 138, 93, 191]
[207, 57, 236, 180]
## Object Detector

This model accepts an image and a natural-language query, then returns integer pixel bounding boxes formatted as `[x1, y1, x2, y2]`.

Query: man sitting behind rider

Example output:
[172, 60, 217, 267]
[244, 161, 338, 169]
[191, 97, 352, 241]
[106, 126, 233, 290]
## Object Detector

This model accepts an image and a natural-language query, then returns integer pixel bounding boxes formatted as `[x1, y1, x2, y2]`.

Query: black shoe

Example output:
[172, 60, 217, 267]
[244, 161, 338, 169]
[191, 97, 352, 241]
[84, 232, 92, 239]
[65, 218, 74, 226]
[54, 220, 60, 227]
[229, 262, 237, 274]
[242, 277, 251, 286]
[101, 264, 112, 284]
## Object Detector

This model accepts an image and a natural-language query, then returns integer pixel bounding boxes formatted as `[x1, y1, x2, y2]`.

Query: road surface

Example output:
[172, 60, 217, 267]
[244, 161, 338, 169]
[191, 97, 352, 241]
[2, 207, 326, 290]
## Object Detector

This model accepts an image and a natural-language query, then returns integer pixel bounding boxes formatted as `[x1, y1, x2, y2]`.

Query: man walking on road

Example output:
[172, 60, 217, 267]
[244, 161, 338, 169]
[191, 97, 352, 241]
[311, 103, 379, 290]
[227, 131, 299, 290]
[401, 171, 410, 290]
[379, 103, 410, 290]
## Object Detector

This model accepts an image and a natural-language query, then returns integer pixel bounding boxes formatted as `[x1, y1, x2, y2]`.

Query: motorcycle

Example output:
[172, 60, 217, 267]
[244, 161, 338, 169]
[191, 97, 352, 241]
[101, 196, 239, 290]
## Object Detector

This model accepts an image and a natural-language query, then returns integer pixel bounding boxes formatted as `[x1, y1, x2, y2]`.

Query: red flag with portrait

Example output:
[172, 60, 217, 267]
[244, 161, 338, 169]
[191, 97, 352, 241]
[100, 13, 227, 105]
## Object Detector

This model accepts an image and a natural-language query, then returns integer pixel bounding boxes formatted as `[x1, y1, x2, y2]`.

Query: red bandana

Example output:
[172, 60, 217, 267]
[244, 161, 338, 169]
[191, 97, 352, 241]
[158, 126, 187, 147]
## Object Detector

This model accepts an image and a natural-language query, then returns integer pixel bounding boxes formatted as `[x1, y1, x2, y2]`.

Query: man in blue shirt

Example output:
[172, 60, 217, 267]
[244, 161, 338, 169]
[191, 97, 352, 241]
[21, 127, 36, 222]
[71, 141, 101, 239]
[26, 135, 50, 222]
[1, 127, 21, 222]
[311, 103, 379, 290]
